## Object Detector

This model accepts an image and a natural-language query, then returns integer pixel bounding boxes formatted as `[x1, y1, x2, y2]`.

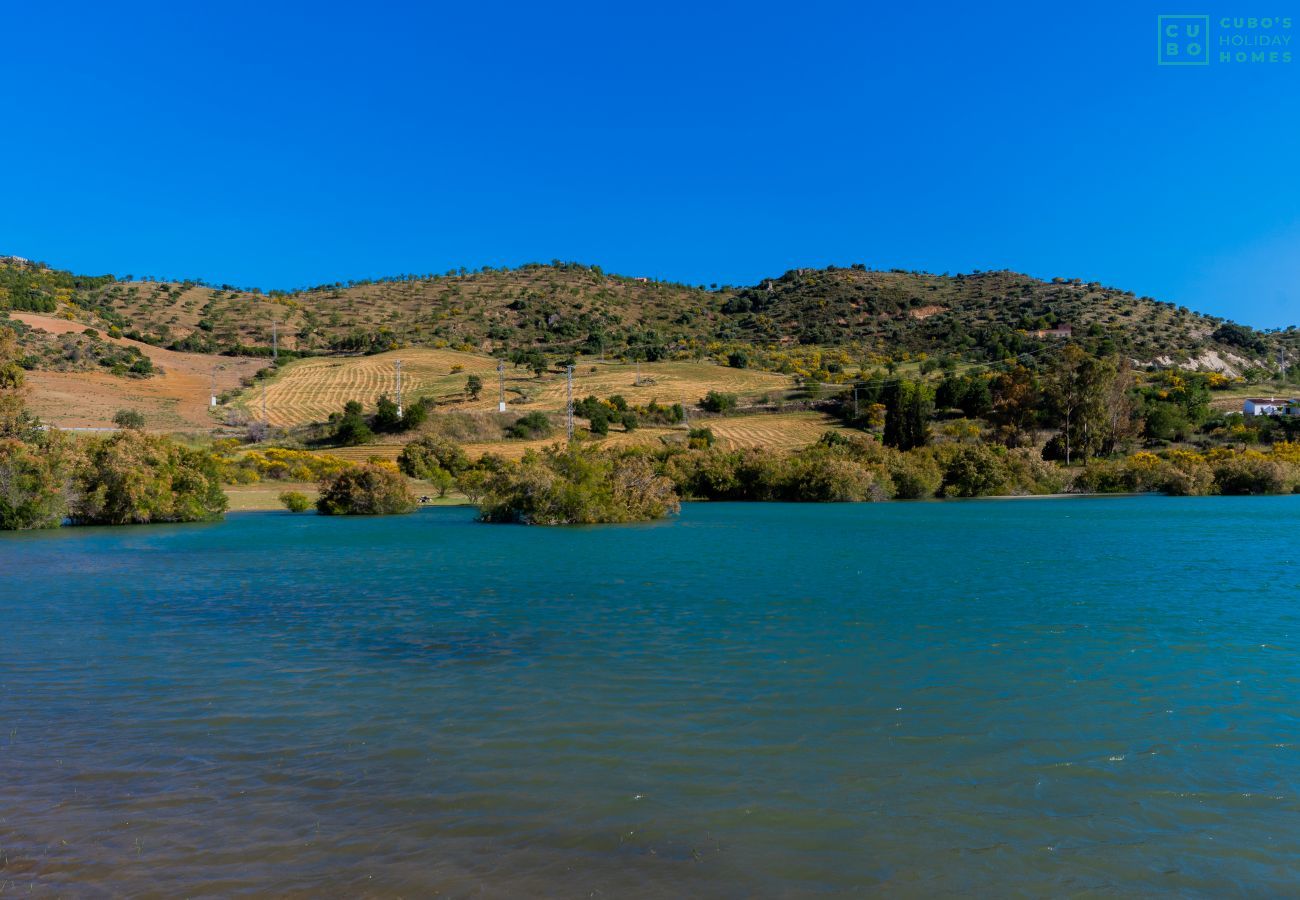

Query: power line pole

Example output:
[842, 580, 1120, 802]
[210, 368, 218, 408]
[272, 320, 278, 361]
[566, 364, 574, 441]
[497, 359, 506, 412]
[395, 359, 403, 417]
[853, 385, 859, 419]
[261, 381, 268, 424]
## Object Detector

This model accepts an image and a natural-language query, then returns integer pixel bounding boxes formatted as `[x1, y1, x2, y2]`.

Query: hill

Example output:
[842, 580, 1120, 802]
[3, 255, 1294, 381]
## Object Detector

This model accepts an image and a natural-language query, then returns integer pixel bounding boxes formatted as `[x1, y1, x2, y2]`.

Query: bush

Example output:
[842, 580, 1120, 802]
[333, 400, 373, 446]
[0, 435, 72, 529]
[477, 445, 679, 525]
[398, 434, 470, 480]
[687, 426, 716, 449]
[700, 391, 738, 413]
[112, 408, 146, 430]
[316, 463, 417, 516]
[71, 430, 228, 525]
[939, 445, 1008, 498]
[887, 452, 943, 499]
[278, 490, 312, 512]
[506, 411, 553, 439]
[1213, 455, 1290, 495]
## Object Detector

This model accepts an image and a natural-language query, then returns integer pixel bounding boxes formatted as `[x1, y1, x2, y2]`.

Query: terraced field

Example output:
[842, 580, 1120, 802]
[249, 349, 501, 426]
[530, 361, 792, 410]
[247, 352, 797, 427]
[703, 411, 848, 451]
[322, 411, 846, 464]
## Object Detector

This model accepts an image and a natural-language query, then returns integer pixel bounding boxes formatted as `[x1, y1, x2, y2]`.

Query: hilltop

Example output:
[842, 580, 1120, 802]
[2, 256, 1293, 378]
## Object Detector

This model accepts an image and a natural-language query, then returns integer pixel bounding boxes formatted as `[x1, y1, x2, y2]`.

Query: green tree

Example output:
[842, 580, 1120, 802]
[466, 374, 484, 400]
[278, 490, 312, 512]
[71, 430, 228, 525]
[316, 463, 417, 515]
[333, 400, 373, 445]
[398, 434, 470, 479]
[374, 394, 402, 432]
[477, 446, 679, 525]
[113, 409, 146, 430]
[1043, 346, 1113, 464]
[700, 391, 738, 413]
[988, 366, 1040, 448]
[882, 380, 933, 451]
[0, 434, 73, 529]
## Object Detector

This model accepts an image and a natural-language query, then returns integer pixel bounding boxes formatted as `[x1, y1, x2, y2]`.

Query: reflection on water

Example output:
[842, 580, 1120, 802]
[2, 498, 1299, 895]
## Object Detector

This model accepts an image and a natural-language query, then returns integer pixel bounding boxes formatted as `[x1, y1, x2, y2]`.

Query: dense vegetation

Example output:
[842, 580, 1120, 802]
[470, 445, 679, 525]
[0, 326, 226, 529]
[316, 463, 417, 516]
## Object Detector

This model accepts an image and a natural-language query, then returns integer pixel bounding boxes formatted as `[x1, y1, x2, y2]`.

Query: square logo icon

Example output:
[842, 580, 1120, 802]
[1158, 15, 1210, 65]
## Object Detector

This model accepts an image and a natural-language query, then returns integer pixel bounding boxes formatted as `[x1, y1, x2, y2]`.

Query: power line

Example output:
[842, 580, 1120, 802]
[565, 365, 574, 441]
[395, 358, 403, 418]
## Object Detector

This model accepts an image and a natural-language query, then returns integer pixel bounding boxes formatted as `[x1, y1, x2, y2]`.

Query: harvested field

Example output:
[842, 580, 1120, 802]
[248, 353, 796, 427]
[701, 412, 849, 450]
[250, 349, 501, 427]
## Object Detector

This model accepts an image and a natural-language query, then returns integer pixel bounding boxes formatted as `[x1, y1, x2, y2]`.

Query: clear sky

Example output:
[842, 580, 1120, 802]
[2, 0, 1297, 327]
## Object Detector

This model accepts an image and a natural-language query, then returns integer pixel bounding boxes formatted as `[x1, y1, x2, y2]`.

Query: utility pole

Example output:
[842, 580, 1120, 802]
[272, 320, 278, 361]
[566, 365, 574, 441]
[261, 381, 268, 423]
[395, 359, 403, 418]
[853, 384, 859, 419]
[210, 368, 218, 408]
[497, 359, 506, 412]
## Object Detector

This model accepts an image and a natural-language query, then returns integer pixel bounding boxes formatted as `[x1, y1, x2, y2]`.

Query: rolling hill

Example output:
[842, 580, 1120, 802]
[2, 254, 1295, 433]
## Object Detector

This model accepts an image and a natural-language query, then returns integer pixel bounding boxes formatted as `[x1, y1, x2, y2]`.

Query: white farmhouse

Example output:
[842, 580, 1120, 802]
[1243, 398, 1296, 416]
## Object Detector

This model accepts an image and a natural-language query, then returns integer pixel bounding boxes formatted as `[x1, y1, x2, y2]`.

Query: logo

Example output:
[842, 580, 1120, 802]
[1158, 14, 1211, 64]
[1158, 14, 1294, 64]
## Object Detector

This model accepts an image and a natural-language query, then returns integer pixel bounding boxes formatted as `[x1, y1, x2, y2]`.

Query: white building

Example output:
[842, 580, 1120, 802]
[1243, 398, 1297, 416]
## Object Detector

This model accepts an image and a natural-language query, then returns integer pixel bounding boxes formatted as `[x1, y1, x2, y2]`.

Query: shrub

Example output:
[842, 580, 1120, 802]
[687, 426, 716, 449]
[398, 434, 470, 480]
[316, 463, 417, 516]
[887, 452, 943, 499]
[71, 430, 228, 525]
[700, 391, 738, 413]
[939, 445, 1008, 498]
[0, 435, 72, 529]
[782, 450, 888, 502]
[1213, 454, 1290, 495]
[477, 445, 679, 525]
[333, 400, 373, 446]
[112, 409, 146, 430]
[278, 490, 312, 512]
[506, 411, 552, 439]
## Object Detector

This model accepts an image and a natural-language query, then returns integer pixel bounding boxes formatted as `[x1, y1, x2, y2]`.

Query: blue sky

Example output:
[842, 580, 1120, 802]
[2, 0, 1297, 326]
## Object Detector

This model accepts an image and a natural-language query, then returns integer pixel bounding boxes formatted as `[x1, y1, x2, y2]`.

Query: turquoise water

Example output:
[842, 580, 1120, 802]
[2, 497, 1299, 895]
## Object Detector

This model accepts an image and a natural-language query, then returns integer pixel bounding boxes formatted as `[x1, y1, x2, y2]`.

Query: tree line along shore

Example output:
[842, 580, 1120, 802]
[4, 326, 1300, 530]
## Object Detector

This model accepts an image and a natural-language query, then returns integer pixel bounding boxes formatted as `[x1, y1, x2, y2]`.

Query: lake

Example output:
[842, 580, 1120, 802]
[2, 497, 1298, 895]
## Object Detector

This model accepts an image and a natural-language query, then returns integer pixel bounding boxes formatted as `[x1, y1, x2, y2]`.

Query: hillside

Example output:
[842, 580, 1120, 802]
[3, 256, 1293, 378]
[717, 267, 1287, 367]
